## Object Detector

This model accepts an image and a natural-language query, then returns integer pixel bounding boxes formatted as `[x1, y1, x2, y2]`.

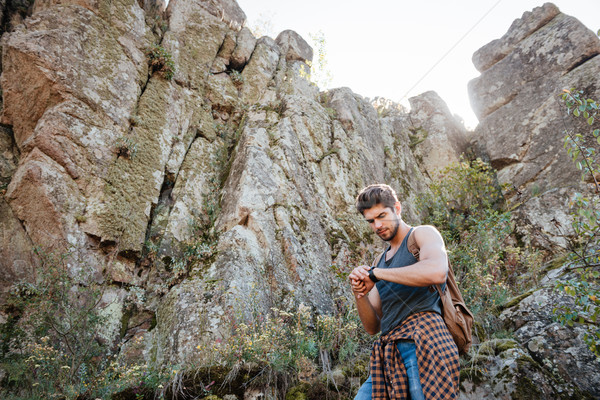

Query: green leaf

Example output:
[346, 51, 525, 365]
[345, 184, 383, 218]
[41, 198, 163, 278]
[574, 108, 580, 117]
[589, 116, 595, 125]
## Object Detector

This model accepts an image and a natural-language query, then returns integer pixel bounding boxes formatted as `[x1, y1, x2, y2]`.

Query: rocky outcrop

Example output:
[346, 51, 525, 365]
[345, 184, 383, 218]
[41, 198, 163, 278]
[465, 4, 600, 398]
[459, 338, 591, 399]
[3, 0, 598, 398]
[0, 0, 468, 372]
[150, 87, 463, 365]
[499, 279, 599, 398]
[408, 91, 469, 177]
[471, 3, 561, 73]
[458, 267, 599, 400]
[468, 2, 600, 248]
[2, 0, 152, 273]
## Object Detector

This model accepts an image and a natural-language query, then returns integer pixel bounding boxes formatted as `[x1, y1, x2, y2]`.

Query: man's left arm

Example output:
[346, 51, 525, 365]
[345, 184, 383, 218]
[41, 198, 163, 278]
[370, 225, 448, 286]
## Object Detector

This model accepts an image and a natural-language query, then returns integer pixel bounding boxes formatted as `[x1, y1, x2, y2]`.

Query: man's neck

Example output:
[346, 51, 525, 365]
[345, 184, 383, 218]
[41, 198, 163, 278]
[386, 221, 412, 258]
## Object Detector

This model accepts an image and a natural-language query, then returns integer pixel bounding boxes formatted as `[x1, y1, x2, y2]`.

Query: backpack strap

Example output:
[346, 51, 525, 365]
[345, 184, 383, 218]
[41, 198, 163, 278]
[406, 228, 420, 261]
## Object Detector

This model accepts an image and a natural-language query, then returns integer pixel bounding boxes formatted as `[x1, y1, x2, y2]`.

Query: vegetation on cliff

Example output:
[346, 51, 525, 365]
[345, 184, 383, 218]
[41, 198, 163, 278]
[1, 1, 599, 399]
[0, 157, 545, 399]
[553, 89, 600, 358]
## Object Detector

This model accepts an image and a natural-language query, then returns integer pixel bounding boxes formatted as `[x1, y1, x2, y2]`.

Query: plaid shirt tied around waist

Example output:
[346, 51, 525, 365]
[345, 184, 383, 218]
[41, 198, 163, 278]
[370, 312, 460, 399]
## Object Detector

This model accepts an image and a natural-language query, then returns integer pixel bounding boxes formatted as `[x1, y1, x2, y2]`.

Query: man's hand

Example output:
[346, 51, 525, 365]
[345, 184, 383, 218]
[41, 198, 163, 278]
[349, 264, 382, 335]
[349, 265, 374, 299]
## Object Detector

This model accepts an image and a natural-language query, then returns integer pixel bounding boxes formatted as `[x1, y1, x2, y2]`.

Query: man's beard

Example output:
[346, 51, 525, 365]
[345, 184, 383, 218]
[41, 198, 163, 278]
[378, 217, 400, 241]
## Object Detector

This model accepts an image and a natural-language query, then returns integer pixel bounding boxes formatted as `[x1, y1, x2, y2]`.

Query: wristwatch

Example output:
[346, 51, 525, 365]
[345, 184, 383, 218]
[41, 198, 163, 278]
[368, 266, 380, 283]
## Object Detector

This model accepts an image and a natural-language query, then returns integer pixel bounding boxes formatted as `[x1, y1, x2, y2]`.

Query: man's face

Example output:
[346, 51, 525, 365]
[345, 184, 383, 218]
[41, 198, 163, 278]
[362, 203, 400, 241]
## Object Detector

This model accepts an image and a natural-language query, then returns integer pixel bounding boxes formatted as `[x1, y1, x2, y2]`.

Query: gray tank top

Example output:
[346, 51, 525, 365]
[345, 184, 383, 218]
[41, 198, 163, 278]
[376, 228, 444, 335]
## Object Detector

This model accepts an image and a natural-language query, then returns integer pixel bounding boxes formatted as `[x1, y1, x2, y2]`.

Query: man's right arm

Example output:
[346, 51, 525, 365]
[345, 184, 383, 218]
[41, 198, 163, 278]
[350, 266, 382, 335]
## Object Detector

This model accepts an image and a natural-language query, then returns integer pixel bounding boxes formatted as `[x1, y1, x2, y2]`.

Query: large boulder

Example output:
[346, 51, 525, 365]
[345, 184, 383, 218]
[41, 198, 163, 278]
[275, 30, 313, 63]
[472, 3, 561, 73]
[469, 4, 600, 121]
[499, 279, 599, 398]
[0, 197, 38, 305]
[407, 91, 469, 178]
[240, 37, 281, 103]
[459, 339, 590, 399]
[468, 3, 600, 248]
[166, 0, 232, 88]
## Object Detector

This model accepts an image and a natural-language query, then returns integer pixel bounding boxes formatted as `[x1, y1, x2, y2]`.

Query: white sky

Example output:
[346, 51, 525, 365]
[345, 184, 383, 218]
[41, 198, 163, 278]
[235, 0, 600, 129]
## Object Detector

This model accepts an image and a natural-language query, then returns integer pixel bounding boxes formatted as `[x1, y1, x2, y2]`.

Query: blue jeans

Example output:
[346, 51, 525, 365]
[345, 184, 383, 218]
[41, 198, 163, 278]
[354, 340, 424, 400]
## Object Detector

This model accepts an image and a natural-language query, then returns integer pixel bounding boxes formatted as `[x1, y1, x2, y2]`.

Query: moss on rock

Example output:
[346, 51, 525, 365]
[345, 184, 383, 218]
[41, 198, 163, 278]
[496, 339, 519, 354]
[98, 78, 171, 252]
[497, 290, 535, 312]
[285, 383, 310, 400]
[511, 375, 543, 400]
[342, 354, 370, 379]
[460, 366, 485, 386]
[478, 338, 520, 357]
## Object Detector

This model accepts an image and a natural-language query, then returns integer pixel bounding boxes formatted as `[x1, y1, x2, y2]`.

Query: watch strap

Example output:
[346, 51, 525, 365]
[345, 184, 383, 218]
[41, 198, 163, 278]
[368, 266, 379, 283]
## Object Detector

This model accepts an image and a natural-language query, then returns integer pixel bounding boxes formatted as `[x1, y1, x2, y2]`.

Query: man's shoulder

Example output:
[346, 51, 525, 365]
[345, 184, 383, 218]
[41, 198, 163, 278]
[412, 224, 441, 235]
[412, 225, 444, 245]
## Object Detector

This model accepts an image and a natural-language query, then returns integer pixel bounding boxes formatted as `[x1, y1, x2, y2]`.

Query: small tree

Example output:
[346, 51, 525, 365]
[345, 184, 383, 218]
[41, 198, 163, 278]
[553, 88, 600, 359]
[308, 30, 333, 89]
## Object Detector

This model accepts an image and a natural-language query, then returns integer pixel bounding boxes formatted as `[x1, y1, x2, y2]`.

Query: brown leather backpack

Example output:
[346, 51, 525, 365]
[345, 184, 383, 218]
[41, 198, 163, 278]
[407, 230, 474, 354]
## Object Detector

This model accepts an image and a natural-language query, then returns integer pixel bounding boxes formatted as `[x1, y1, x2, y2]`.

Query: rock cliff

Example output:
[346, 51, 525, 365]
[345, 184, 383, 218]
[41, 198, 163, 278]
[1, 0, 599, 398]
[466, 3, 600, 399]
[0, 0, 467, 368]
[469, 2, 600, 249]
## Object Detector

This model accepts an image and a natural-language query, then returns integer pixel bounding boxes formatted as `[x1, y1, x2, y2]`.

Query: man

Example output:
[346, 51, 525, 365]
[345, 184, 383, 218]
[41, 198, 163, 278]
[350, 184, 459, 399]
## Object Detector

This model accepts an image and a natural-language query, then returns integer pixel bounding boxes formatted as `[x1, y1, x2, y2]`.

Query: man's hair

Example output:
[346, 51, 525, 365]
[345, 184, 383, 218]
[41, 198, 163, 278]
[355, 184, 399, 214]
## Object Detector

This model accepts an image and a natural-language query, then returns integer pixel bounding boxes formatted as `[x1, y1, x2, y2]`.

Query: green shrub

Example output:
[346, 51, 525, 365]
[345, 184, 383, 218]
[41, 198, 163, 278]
[146, 44, 175, 81]
[416, 158, 542, 334]
[229, 69, 244, 87]
[553, 89, 600, 359]
[115, 135, 138, 159]
[196, 286, 372, 398]
[0, 248, 172, 399]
